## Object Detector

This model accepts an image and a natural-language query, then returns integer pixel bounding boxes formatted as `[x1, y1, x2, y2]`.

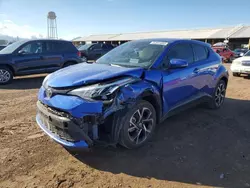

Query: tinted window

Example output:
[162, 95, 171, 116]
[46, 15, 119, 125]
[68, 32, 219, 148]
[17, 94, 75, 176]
[102, 44, 108, 49]
[91, 43, 102, 50]
[163, 43, 193, 68]
[192, 44, 208, 61]
[105, 44, 114, 49]
[45, 41, 75, 52]
[20, 42, 43, 54]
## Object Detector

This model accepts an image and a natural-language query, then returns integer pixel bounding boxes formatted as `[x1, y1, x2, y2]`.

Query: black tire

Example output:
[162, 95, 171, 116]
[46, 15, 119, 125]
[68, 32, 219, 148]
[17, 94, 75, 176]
[0, 66, 13, 85]
[81, 56, 87, 63]
[233, 72, 240, 77]
[118, 100, 157, 149]
[228, 56, 234, 63]
[63, 62, 76, 68]
[208, 80, 226, 109]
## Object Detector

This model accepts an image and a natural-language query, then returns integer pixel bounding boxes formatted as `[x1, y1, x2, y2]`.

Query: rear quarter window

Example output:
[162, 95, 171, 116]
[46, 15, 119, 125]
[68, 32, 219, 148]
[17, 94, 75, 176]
[46, 41, 77, 53]
[192, 44, 209, 62]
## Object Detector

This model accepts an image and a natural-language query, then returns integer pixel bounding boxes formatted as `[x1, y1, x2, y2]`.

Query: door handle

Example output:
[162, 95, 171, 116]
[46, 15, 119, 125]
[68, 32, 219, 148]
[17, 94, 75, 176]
[193, 68, 199, 74]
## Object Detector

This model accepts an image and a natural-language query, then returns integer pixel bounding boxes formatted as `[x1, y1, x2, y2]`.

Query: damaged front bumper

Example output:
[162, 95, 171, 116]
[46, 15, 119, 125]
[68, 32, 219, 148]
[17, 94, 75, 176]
[36, 87, 105, 148]
[36, 101, 94, 148]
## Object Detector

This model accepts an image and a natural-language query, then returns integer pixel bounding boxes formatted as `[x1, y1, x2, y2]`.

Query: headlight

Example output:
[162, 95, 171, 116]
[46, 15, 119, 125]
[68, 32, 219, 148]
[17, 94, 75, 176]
[42, 74, 52, 87]
[68, 77, 137, 100]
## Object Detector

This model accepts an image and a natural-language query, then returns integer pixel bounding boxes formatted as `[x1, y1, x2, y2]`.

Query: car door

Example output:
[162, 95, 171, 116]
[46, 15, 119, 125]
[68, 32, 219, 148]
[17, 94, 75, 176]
[161, 42, 199, 112]
[191, 43, 213, 94]
[13, 41, 47, 75]
[41, 41, 64, 72]
[87, 43, 103, 60]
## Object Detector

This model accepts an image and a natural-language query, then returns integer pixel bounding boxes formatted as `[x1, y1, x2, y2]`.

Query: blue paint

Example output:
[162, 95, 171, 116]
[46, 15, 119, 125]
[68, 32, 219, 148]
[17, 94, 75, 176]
[38, 87, 103, 118]
[36, 39, 228, 148]
[46, 63, 144, 88]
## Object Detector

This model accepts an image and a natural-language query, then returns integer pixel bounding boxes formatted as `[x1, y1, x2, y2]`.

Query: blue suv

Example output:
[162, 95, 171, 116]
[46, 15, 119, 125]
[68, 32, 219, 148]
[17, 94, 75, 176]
[0, 39, 82, 84]
[36, 39, 228, 149]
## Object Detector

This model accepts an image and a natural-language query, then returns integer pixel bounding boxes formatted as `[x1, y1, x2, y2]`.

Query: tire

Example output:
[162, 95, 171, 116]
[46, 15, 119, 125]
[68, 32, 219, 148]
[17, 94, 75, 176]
[63, 62, 76, 68]
[0, 66, 13, 85]
[229, 55, 234, 63]
[118, 100, 157, 149]
[81, 56, 87, 63]
[233, 72, 240, 77]
[208, 80, 226, 109]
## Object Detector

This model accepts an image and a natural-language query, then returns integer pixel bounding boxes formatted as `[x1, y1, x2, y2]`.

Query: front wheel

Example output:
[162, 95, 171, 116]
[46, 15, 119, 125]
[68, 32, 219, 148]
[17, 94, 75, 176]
[233, 72, 240, 77]
[229, 56, 234, 63]
[0, 66, 13, 85]
[119, 100, 157, 149]
[208, 80, 226, 109]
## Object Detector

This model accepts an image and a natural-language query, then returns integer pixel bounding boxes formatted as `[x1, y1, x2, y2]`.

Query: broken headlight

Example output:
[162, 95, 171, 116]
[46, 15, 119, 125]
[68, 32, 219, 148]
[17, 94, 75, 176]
[68, 77, 136, 100]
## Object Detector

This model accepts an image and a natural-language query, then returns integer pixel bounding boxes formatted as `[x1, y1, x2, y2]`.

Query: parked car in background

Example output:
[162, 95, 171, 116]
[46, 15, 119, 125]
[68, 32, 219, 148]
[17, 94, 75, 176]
[78, 43, 114, 61]
[212, 46, 235, 62]
[0, 45, 6, 51]
[36, 39, 228, 150]
[231, 50, 250, 76]
[0, 39, 83, 84]
[233, 48, 248, 58]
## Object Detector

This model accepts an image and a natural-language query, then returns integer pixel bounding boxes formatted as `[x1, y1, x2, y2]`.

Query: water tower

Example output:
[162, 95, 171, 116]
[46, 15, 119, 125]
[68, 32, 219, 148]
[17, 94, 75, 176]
[47, 11, 58, 39]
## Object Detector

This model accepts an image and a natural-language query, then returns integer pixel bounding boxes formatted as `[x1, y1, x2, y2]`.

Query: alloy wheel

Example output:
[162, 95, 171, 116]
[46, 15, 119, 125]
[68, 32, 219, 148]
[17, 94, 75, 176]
[128, 107, 154, 145]
[0, 69, 11, 83]
[215, 83, 226, 107]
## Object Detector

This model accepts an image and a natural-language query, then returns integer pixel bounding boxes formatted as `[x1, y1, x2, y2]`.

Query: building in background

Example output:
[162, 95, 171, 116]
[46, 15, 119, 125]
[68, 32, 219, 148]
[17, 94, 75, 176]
[73, 25, 250, 50]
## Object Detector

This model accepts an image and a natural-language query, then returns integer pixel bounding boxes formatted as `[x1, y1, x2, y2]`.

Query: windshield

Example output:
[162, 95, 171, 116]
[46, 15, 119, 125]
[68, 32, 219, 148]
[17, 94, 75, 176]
[96, 40, 167, 68]
[244, 51, 250, 56]
[78, 44, 92, 50]
[0, 40, 26, 54]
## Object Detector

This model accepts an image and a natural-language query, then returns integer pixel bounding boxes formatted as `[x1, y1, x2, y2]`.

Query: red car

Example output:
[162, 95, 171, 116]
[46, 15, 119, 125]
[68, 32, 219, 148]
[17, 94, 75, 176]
[212, 46, 235, 62]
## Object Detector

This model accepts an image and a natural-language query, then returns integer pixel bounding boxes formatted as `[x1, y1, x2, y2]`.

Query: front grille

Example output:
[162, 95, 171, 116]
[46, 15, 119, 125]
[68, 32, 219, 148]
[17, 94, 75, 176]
[242, 62, 250, 66]
[39, 110, 78, 142]
[40, 102, 71, 118]
[37, 101, 95, 144]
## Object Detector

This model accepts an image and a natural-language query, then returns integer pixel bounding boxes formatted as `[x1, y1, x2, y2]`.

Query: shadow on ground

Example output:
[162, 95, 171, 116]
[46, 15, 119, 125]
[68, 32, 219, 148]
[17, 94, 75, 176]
[0, 75, 46, 90]
[69, 97, 250, 188]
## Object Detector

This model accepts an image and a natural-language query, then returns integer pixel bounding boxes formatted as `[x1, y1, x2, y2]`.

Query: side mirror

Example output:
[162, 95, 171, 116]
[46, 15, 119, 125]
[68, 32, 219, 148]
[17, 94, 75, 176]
[240, 53, 244, 57]
[169, 59, 188, 69]
[18, 50, 25, 55]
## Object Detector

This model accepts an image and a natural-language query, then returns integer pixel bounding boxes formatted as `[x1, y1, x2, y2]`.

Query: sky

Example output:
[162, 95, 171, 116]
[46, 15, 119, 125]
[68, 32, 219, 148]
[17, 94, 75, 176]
[0, 0, 250, 40]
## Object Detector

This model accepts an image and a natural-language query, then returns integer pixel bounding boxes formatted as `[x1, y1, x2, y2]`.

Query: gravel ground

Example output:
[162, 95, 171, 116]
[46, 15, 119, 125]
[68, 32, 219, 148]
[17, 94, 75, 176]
[0, 64, 250, 188]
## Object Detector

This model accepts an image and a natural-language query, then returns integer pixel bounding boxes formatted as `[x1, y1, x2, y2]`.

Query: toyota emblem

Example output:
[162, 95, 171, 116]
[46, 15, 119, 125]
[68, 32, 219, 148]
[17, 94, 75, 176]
[46, 88, 53, 98]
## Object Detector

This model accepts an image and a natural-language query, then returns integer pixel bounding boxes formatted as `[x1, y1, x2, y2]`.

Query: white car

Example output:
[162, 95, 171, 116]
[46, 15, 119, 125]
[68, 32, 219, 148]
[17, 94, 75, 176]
[231, 50, 250, 76]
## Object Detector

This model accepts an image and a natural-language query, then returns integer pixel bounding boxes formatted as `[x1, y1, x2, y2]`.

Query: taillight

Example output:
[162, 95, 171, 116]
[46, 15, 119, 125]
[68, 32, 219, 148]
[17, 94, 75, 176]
[77, 51, 81, 57]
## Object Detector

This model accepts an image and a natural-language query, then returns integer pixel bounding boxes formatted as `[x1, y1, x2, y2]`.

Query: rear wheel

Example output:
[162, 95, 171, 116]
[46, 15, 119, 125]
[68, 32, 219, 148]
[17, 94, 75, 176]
[81, 56, 87, 63]
[208, 80, 226, 109]
[233, 72, 240, 77]
[0, 66, 13, 85]
[118, 100, 157, 149]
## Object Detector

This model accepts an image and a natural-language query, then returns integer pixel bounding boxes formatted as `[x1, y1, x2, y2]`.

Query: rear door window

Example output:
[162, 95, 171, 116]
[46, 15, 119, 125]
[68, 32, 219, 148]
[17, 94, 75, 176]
[192, 44, 209, 61]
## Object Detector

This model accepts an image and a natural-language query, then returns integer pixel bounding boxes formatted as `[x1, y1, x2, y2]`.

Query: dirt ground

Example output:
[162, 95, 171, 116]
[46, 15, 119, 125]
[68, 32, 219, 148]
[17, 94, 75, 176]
[0, 64, 250, 188]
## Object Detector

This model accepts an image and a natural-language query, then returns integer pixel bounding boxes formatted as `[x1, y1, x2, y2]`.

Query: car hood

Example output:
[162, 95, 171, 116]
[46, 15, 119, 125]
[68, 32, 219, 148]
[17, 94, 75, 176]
[234, 56, 250, 61]
[46, 63, 144, 88]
